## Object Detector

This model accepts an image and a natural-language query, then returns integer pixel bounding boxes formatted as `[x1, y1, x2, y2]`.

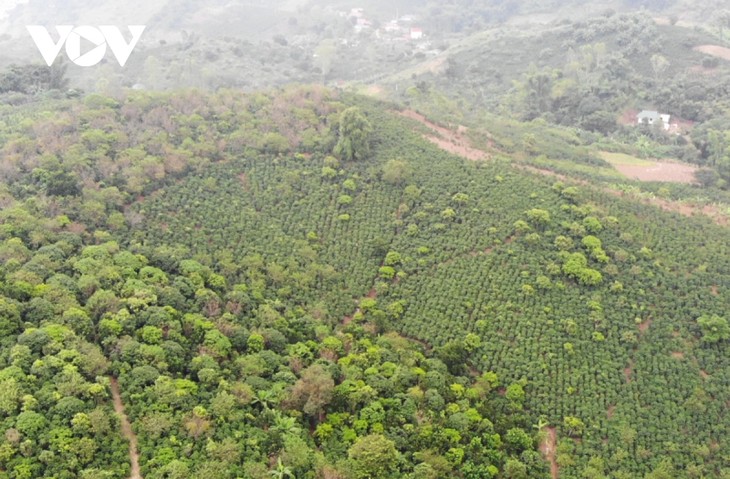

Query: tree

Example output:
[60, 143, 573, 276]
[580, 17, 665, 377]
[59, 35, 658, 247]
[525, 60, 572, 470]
[0, 298, 21, 336]
[347, 434, 399, 479]
[514, 66, 555, 119]
[435, 340, 468, 375]
[650, 54, 670, 80]
[289, 364, 334, 422]
[269, 458, 294, 479]
[502, 458, 528, 479]
[716, 10, 730, 40]
[314, 39, 337, 82]
[382, 159, 412, 185]
[505, 383, 526, 410]
[334, 107, 373, 162]
[270, 411, 302, 437]
[697, 315, 730, 343]
[645, 458, 675, 479]
[505, 428, 533, 453]
[563, 416, 585, 437]
[525, 208, 550, 228]
[0, 62, 68, 94]
[61, 308, 93, 337]
[0, 378, 20, 415]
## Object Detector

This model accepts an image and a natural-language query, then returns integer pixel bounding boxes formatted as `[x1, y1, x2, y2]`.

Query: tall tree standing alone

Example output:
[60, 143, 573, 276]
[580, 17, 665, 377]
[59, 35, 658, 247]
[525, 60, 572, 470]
[334, 107, 373, 162]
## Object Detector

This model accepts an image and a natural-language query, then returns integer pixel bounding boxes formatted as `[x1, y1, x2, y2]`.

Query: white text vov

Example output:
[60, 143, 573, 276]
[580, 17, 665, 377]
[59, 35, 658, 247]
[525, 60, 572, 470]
[26, 25, 146, 67]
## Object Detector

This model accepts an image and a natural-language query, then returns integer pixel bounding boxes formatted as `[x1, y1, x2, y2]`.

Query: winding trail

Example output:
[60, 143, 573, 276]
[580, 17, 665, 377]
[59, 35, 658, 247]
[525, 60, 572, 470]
[110, 377, 143, 479]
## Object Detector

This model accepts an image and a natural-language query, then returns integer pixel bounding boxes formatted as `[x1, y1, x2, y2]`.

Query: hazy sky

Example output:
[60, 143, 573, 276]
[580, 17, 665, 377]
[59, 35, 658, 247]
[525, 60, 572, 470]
[0, 0, 28, 20]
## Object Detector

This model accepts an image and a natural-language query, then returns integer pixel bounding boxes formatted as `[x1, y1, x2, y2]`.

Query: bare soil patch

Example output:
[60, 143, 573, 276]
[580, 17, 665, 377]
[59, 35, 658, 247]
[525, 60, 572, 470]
[694, 45, 730, 61]
[619, 109, 639, 126]
[110, 377, 143, 479]
[607, 404, 616, 419]
[613, 161, 698, 184]
[671, 351, 685, 359]
[397, 110, 489, 161]
[624, 360, 634, 383]
[238, 173, 250, 192]
[539, 426, 559, 479]
[639, 318, 653, 334]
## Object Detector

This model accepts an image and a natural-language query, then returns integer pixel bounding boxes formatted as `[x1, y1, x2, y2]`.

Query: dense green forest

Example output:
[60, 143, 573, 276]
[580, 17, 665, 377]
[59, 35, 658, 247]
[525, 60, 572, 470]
[0, 85, 727, 479]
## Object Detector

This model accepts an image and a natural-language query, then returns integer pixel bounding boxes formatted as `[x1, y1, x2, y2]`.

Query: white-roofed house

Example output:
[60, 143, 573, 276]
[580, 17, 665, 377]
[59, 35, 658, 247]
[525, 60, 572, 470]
[637, 110, 670, 131]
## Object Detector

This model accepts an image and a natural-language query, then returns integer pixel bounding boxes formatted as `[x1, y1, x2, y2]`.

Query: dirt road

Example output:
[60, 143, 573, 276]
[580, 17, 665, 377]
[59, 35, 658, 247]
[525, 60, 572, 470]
[110, 377, 143, 479]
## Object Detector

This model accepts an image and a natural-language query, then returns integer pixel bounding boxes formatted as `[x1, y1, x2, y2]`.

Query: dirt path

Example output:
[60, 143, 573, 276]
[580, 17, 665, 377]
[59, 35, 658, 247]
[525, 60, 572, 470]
[110, 377, 143, 479]
[397, 110, 489, 161]
[539, 426, 559, 479]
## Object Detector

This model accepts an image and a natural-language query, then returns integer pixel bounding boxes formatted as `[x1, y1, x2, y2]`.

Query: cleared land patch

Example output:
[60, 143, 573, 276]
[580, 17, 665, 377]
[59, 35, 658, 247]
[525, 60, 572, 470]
[694, 45, 730, 61]
[397, 109, 489, 161]
[600, 152, 698, 183]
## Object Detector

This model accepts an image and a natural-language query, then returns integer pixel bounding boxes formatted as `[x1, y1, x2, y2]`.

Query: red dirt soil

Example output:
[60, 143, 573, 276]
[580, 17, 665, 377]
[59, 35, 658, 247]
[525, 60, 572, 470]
[613, 161, 698, 184]
[624, 360, 634, 383]
[539, 427, 559, 479]
[694, 45, 730, 61]
[639, 318, 652, 334]
[110, 377, 143, 479]
[618, 109, 639, 126]
[397, 110, 488, 161]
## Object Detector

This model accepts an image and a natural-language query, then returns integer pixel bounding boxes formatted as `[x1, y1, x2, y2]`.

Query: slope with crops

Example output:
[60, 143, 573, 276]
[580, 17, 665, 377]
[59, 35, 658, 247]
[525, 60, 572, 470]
[0, 87, 727, 479]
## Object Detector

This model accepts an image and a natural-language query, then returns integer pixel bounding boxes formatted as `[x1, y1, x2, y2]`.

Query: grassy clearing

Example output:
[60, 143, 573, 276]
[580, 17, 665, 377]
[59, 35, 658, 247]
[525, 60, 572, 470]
[599, 151, 655, 167]
[530, 156, 624, 179]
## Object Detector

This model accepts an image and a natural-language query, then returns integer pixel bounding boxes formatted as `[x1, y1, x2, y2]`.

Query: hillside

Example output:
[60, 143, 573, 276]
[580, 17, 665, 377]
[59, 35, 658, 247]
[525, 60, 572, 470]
[5, 0, 728, 95]
[1, 1, 730, 478]
[0, 86, 727, 478]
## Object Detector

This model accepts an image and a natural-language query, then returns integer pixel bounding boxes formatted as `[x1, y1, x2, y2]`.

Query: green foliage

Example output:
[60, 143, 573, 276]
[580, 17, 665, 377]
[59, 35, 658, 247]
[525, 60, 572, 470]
[697, 315, 730, 343]
[0, 62, 68, 95]
[347, 434, 398, 479]
[334, 107, 373, 162]
[0, 88, 726, 479]
[563, 416, 585, 437]
[382, 159, 412, 185]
